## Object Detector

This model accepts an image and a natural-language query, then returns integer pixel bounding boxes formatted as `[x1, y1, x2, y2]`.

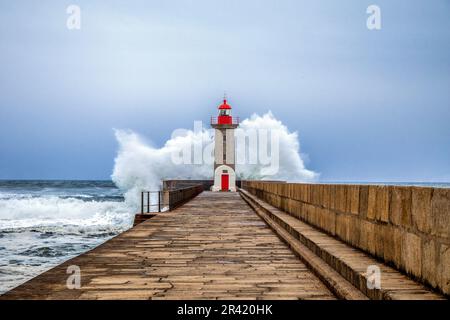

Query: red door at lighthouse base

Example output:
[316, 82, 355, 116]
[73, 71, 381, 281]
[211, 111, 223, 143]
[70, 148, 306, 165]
[221, 174, 229, 191]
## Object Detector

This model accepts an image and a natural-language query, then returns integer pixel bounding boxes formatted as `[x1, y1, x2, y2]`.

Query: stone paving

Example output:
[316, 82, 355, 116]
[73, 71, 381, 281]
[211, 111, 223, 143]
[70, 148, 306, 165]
[1, 192, 336, 300]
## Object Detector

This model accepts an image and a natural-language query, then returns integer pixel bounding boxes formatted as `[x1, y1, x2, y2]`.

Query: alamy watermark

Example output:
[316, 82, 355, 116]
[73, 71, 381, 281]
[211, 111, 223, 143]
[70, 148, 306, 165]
[170, 121, 280, 176]
[66, 265, 81, 289]
[366, 265, 381, 290]
[65, 5, 380, 31]
[66, 5, 81, 30]
[367, 5, 381, 30]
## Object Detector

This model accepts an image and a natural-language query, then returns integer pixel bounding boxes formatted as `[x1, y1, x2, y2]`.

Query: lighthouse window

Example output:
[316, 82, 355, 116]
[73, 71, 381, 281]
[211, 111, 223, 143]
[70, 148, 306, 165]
[220, 109, 230, 116]
[223, 132, 227, 162]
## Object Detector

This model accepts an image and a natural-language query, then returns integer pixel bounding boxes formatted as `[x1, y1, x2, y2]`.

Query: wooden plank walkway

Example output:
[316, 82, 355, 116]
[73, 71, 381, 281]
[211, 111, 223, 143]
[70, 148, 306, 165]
[1, 192, 336, 300]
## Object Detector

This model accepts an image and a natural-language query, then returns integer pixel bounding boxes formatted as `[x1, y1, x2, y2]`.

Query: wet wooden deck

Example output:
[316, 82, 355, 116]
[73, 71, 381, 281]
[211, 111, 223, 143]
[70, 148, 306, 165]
[1, 192, 336, 300]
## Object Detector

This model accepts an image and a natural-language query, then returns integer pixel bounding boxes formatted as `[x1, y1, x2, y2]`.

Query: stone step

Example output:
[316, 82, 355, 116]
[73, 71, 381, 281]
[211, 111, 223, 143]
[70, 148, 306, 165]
[240, 191, 367, 300]
[239, 189, 446, 300]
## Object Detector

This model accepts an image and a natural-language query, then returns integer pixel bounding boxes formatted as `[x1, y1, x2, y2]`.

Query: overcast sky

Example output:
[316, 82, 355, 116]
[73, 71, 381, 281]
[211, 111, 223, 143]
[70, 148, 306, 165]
[0, 0, 449, 181]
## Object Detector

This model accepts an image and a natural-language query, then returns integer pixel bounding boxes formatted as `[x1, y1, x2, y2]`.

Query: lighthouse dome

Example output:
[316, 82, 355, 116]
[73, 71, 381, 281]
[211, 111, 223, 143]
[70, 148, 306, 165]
[218, 99, 232, 110]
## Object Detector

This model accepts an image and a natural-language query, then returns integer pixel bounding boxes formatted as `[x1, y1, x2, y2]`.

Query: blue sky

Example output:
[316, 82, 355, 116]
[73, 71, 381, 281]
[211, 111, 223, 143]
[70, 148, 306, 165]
[0, 0, 449, 181]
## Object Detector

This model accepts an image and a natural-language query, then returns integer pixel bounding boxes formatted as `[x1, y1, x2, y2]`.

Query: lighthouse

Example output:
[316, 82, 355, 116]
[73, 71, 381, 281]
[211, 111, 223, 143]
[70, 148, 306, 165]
[211, 97, 239, 192]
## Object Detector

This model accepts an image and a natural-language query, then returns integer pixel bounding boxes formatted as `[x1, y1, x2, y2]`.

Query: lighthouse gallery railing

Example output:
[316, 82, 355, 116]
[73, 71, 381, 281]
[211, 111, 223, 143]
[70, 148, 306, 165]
[210, 116, 240, 125]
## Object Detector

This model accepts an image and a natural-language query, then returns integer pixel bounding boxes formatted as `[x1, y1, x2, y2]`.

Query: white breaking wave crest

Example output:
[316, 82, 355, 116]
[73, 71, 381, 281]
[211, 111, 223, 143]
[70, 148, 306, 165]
[237, 112, 317, 180]
[0, 196, 132, 234]
[112, 112, 317, 206]
[0, 112, 316, 233]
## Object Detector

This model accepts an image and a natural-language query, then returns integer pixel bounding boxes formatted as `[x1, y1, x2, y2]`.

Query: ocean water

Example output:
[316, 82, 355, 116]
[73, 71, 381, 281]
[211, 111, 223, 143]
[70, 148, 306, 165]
[0, 180, 133, 294]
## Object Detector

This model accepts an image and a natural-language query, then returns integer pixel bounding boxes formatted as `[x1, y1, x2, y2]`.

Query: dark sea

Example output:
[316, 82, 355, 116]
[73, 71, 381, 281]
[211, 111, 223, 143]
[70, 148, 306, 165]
[0, 180, 448, 295]
[0, 180, 132, 294]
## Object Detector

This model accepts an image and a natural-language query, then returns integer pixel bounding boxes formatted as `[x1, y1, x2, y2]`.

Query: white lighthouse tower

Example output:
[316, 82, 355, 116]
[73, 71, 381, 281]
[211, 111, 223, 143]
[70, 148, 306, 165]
[211, 97, 239, 192]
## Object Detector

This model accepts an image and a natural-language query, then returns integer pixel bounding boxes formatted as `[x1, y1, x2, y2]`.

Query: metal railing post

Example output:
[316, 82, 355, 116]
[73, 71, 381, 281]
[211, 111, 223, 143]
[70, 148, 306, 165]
[139, 184, 203, 214]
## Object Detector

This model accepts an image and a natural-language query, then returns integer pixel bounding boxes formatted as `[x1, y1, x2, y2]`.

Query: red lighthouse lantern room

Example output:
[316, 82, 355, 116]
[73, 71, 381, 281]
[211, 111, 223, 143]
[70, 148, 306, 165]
[211, 98, 239, 126]
[217, 99, 232, 124]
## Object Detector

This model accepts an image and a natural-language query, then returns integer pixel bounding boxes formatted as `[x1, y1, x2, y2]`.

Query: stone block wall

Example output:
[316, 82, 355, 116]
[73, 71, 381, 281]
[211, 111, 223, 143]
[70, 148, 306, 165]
[163, 179, 242, 191]
[241, 181, 450, 295]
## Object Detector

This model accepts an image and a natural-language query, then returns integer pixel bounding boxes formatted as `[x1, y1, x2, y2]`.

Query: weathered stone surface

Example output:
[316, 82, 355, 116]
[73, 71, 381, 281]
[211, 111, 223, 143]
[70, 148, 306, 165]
[322, 185, 331, 209]
[411, 187, 433, 234]
[305, 184, 311, 203]
[297, 201, 306, 220]
[374, 224, 385, 259]
[392, 228, 404, 269]
[280, 183, 289, 198]
[329, 185, 337, 210]
[376, 186, 390, 222]
[438, 244, 449, 294]
[367, 186, 389, 222]
[309, 205, 318, 226]
[337, 185, 347, 213]
[280, 195, 288, 212]
[305, 203, 314, 225]
[324, 208, 336, 235]
[348, 185, 360, 215]
[133, 213, 158, 226]
[382, 225, 395, 263]
[402, 232, 422, 279]
[422, 239, 438, 288]
[431, 189, 450, 238]
[310, 184, 320, 205]
[347, 215, 360, 246]
[358, 185, 369, 219]
[389, 186, 412, 228]
[292, 184, 303, 202]
[367, 186, 377, 220]
[336, 214, 349, 244]
[360, 220, 376, 255]
[316, 207, 324, 231]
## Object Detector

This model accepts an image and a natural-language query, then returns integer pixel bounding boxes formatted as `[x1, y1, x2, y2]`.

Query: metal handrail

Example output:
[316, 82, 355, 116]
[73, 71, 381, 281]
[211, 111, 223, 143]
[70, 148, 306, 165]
[140, 191, 164, 214]
[140, 184, 203, 214]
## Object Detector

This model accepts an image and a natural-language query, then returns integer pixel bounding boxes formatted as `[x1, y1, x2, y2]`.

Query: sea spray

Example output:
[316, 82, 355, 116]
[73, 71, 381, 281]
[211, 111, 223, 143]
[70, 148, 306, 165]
[112, 112, 317, 207]
[237, 112, 317, 181]
[0, 196, 130, 232]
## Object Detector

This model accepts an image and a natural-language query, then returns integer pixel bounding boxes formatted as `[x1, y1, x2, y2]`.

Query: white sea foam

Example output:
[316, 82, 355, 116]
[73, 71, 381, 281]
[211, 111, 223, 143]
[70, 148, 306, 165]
[0, 196, 132, 233]
[237, 112, 317, 181]
[112, 112, 317, 206]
